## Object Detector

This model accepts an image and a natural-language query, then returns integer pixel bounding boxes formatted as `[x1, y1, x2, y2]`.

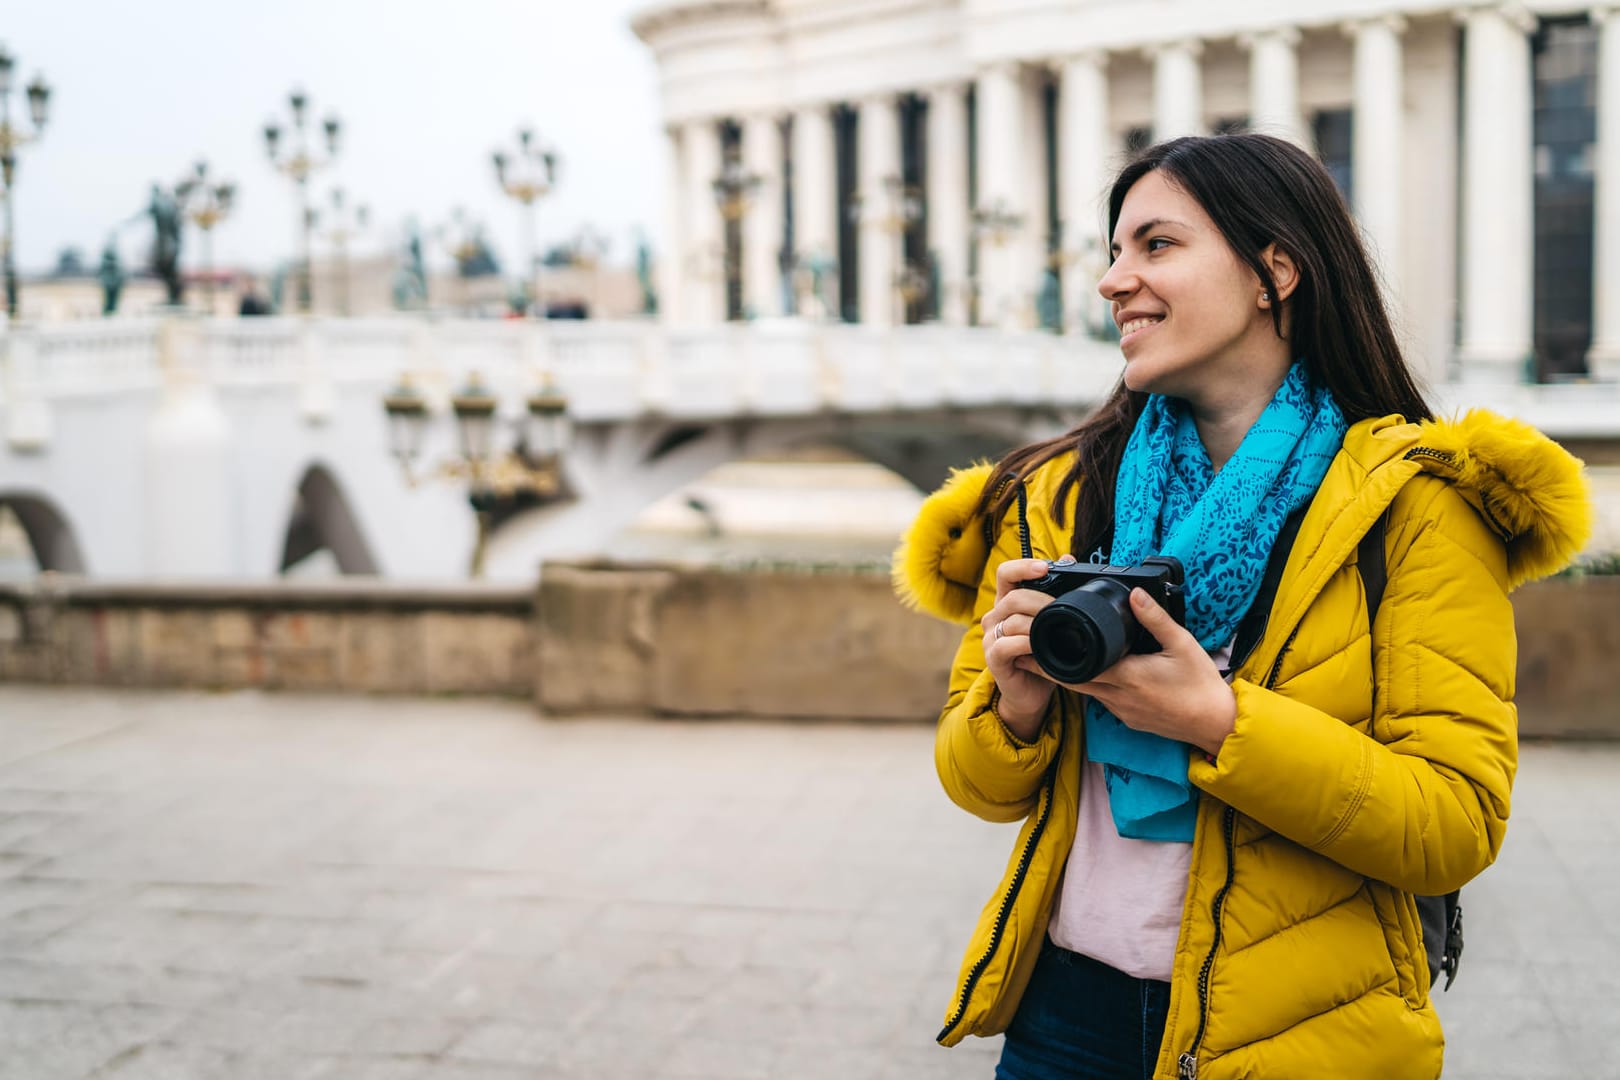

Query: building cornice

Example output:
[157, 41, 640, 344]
[631, 0, 771, 43]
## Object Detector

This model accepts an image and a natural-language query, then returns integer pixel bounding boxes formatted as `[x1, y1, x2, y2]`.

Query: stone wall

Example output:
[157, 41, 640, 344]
[0, 580, 534, 697]
[2, 569, 1616, 737]
[533, 561, 962, 722]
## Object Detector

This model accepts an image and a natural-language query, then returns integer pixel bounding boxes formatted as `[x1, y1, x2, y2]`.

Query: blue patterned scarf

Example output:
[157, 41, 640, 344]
[1087, 361, 1347, 841]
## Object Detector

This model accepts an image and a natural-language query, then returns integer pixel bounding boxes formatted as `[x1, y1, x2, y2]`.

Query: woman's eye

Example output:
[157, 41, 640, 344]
[1146, 238, 1172, 253]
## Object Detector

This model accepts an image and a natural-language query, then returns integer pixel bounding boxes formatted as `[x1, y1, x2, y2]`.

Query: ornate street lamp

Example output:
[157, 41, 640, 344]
[311, 186, 369, 317]
[382, 371, 572, 578]
[971, 198, 1024, 248]
[264, 89, 341, 313]
[970, 198, 1025, 327]
[492, 127, 559, 317]
[174, 160, 236, 314]
[712, 159, 760, 320]
[711, 158, 761, 223]
[849, 174, 926, 324]
[0, 44, 51, 321]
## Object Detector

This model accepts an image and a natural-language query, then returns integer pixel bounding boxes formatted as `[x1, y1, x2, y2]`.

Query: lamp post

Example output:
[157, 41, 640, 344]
[492, 127, 559, 318]
[174, 160, 235, 315]
[711, 158, 760, 320]
[312, 186, 368, 317]
[882, 175, 925, 324]
[437, 207, 491, 314]
[382, 372, 572, 578]
[970, 198, 1024, 327]
[0, 45, 51, 321]
[264, 89, 340, 314]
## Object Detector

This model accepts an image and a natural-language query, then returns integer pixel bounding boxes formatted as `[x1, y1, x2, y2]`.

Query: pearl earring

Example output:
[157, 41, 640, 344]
[1261, 292, 1270, 302]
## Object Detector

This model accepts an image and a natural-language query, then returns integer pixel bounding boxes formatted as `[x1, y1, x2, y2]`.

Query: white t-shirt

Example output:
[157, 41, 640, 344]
[1046, 640, 1234, 981]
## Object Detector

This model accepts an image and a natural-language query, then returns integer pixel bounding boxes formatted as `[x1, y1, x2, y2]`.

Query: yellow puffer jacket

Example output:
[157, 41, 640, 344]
[892, 411, 1593, 1080]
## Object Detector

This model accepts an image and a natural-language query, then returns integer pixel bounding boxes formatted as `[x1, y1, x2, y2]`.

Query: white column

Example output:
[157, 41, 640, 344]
[742, 114, 784, 319]
[660, 126, 688, 326]
[1347, 16, 1407, 303]
[1590, 7, 1620, 379]
[1246, 27, 1305, 146]
[682, 118, 724, 326]
[792, 105, 839, 319]
[1150, 40, 1204, 141]
[926, 83, 971, 325]
[1458, 5, 1536, 383]
[1058, 51, 1110, 336]
[976, 61, 1029, 329]
[857, 94, 901, 328]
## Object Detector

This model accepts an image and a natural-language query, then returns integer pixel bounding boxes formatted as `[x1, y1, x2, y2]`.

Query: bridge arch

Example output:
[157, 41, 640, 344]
[279, 464, 380, 576]
[0, 492, 89, 574]
[484, 405, 1085, 576]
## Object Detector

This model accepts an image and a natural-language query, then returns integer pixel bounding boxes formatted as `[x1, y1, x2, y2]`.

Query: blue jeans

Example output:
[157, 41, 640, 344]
[994, 938, 1171, 1080]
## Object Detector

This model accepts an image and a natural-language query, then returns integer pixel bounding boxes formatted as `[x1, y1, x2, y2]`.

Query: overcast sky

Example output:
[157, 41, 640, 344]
[3, 0, 661, 277]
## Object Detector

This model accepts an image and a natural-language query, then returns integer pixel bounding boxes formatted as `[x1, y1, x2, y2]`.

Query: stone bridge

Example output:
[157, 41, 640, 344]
[0, 318, 1130, 581]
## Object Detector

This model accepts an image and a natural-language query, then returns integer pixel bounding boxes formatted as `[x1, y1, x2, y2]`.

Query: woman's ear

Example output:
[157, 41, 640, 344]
[1258, 244, 1300, 306]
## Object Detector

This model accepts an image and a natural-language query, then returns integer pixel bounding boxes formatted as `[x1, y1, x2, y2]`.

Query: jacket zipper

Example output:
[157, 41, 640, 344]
[1179, 614, 1302, 1078]
[1403, 446, 1455, 466]
[937, 763, 1057, 1044]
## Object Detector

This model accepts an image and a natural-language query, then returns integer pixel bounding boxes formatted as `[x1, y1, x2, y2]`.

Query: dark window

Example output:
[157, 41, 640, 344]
[1040, 77, 1063, 332]
[781, 115, 795, 315]
[719, 120, 744, 322]
[834, 105, 860, 323]
[966, 87, 980, 326]
[1312, 109, 1353, 206]
[1533, 17, 1596, 380]
[899, 93, 929, 324]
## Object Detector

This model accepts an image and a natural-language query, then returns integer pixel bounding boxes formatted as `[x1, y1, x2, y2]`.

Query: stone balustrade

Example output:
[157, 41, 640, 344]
[2, 567, 1615, 738]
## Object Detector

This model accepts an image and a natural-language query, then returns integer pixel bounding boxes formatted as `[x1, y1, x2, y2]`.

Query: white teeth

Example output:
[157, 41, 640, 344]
[1120, 316, 1163, 337]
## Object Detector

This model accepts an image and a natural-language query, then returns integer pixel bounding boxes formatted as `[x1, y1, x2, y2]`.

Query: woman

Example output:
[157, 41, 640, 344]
[893, 134, 1593, 1080]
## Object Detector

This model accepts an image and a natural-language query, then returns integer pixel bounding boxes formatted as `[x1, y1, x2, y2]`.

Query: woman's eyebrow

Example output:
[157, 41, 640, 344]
[1111, 217, 1194, 250]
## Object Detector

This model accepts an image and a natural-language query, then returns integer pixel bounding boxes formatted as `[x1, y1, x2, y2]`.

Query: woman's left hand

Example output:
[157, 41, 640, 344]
[1062, 587, 1237, 758]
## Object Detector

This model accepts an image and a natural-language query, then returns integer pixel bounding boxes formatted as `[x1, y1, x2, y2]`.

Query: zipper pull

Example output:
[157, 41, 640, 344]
[1178, 1052, 1198, 1079]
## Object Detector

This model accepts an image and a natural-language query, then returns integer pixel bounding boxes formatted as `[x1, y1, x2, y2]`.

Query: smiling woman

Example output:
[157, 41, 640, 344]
[892, 133, 1593, 1080]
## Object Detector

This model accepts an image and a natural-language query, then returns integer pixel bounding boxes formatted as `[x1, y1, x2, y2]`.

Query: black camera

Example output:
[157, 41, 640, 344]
[1016, 556, 1186, 684]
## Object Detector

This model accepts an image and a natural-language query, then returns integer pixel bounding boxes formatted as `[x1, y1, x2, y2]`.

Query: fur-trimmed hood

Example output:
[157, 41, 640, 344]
[893, 410, 1595, 625]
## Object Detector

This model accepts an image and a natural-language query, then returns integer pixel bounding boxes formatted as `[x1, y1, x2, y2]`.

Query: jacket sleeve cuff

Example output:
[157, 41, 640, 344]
[938, 670, 1064, 812]
[1187, 678, 1373, 849]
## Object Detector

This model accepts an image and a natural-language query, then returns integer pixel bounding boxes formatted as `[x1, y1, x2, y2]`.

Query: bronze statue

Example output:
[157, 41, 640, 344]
[635, 230, 657, 315]
[140, 183, 185, 305]
[97, 237, 125, 316]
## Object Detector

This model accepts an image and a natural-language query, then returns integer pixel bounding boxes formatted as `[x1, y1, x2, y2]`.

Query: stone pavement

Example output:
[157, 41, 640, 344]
[0, 687, 1615, 1080]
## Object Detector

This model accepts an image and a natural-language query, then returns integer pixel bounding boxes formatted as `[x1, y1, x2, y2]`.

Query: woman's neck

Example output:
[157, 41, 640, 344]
[1190, 372, 1289, 472]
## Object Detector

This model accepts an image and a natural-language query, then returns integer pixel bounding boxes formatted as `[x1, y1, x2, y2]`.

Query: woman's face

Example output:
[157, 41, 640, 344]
[1097, 169, 1287, 409]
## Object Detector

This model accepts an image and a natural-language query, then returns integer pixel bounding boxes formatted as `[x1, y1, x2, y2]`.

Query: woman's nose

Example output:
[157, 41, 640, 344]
[1097, 258, 1133, 301]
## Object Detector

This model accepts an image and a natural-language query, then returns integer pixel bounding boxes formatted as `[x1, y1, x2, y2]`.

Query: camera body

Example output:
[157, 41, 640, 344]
[1017, 556, 1187, 684]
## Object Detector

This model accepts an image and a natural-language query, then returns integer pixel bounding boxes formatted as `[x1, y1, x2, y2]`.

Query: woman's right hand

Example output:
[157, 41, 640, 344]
[980, 556, 1070, 742]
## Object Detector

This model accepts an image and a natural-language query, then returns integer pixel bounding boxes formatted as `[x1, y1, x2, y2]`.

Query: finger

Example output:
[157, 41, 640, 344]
[994, 558, 1057, 601]
[1130, 588, 1194, 650]
[981, 590, 1056, 635]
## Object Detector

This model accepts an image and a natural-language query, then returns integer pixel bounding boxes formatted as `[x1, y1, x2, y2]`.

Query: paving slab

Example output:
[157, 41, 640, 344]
[0, 686, 1614, 1079]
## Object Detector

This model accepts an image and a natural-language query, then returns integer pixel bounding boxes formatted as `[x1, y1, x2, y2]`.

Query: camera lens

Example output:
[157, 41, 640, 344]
[1028, 578, 1135, 683]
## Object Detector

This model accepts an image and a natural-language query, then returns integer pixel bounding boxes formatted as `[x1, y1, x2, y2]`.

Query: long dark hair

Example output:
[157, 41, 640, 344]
[976, 133, 1433, 556]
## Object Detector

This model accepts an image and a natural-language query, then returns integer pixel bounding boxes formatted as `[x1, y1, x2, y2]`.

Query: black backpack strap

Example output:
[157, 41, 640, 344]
[1228, 505, 1310, 675]
[1362, 510, 1465, 990]
[1358, 511, 1388, 623]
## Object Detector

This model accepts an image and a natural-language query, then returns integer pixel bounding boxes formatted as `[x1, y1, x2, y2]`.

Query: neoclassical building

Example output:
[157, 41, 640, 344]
[632, 0, 1620, 388]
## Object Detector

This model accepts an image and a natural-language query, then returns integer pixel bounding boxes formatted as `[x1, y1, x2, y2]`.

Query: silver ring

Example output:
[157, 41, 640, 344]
[994, 618, 1006, 641]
